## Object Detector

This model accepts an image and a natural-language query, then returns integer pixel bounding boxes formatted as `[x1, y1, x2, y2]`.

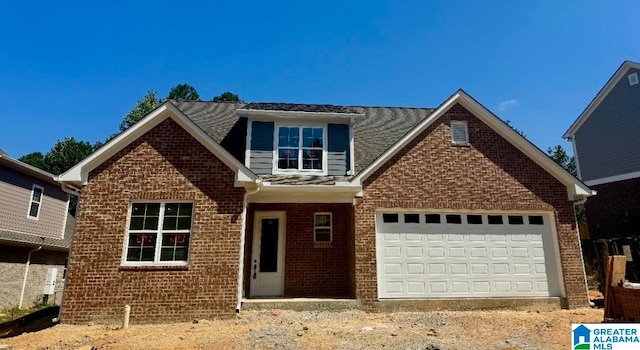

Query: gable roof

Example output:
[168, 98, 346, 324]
[351, 90, 593, 200]
[0, 151, 59, 186]
[172, 101, 434, 174]
[57, 102, 257, 186]
[563, 60, 640, 139]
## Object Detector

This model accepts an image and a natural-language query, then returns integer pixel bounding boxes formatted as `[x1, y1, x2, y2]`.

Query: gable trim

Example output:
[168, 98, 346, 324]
[57, 102, 256, 186]
[351, 89, 593, 200]
[563, 61, 640, 139]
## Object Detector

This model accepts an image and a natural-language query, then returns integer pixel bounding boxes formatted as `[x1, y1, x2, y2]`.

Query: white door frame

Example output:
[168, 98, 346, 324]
[250, 211, 286, 297]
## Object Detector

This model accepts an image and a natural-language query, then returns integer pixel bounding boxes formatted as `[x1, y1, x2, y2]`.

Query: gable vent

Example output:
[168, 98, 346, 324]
[451, 121, 469, 144]
[629, 72, 639, 86]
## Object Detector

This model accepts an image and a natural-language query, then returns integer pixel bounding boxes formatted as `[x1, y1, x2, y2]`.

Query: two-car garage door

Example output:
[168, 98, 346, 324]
[376, 211, 563, 299]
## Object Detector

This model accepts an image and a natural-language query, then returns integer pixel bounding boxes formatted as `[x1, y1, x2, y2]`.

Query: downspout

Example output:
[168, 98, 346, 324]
[19, 245, 42, 309]
[236, 180, 263, 312]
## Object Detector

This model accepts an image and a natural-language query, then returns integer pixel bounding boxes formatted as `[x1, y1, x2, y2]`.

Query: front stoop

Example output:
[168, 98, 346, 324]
[241, 298, 360, 312]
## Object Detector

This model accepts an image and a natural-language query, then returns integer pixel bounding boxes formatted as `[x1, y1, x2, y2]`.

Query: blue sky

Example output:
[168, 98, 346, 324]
[0, 1, 638, 157]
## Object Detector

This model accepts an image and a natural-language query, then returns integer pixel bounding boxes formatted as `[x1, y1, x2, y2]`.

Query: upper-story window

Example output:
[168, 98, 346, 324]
[276, 126, 325, 172]
[27, 184, 44, 219]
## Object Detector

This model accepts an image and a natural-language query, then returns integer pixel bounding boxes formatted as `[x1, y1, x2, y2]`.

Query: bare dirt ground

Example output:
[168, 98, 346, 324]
[4, 308, 603, 350]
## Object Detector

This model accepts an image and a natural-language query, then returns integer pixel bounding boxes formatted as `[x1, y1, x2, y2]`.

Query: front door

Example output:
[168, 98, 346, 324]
[250, 211, 285, 297]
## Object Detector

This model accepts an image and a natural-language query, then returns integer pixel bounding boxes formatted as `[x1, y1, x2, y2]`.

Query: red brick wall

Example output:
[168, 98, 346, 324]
[354, 103, 588, 309]
[244, 203, 354, 298]
[585, 177, 640, 239]
[61, 118, 245, 324]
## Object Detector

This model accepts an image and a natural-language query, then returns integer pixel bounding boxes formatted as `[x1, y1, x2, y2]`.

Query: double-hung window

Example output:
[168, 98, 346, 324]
[277, 126, 325, 172]
[27, 184, 44, 219]
[125, 202, 193, 265]
[314, 213, 332, 243]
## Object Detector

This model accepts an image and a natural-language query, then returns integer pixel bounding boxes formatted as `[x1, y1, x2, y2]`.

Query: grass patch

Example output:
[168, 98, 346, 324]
[0, 305, 50, 323]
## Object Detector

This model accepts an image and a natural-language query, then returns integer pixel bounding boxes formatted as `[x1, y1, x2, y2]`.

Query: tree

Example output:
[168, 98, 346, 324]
[18, 152, 48, 171]
[167, 83, 200, 101]
[119, 90, 162, 131]
[44, 137, 96, 175]
[212, 91, 242, 102]
[547, 144, 576, 177]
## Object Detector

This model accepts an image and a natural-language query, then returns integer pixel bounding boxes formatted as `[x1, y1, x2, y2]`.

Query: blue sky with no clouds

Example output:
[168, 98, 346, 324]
[0, 1, 638, 157]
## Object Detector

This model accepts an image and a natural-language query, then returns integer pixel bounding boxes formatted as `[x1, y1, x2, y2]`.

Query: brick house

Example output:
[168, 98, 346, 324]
[564, 61, 640, 240]
[57, 90, 593, 324]
[0, 149, 75, 309]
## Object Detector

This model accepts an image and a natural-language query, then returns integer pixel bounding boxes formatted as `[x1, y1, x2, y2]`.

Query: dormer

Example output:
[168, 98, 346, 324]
[239, 104, 364, 177]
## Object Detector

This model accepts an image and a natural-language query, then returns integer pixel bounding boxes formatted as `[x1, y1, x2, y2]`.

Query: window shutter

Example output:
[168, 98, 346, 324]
[451, 122, 468, 144]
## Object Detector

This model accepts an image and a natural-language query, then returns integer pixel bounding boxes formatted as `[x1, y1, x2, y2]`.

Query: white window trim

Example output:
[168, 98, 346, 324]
[451, 121, 469, 145]
[272, 123, 328, 176]
[314, 212, 332, 243]
[121, 200, 194, 267]
[27, 184, 44, 220]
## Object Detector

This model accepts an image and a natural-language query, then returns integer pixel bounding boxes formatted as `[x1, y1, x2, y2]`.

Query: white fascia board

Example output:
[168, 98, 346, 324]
[352, 89, 594, 201]
[563, 61, 640, 139]
[584, 170, 640, 186]
[57, 102, 257, 186]
[237, 109, 365, 120]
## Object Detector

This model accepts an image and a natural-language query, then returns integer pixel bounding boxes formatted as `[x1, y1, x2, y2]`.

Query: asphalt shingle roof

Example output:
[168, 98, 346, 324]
[171, 101, 435, 177]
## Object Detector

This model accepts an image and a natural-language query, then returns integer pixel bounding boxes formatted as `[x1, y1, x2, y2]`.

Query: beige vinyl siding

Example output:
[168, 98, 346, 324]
[0, 165, 68, 240]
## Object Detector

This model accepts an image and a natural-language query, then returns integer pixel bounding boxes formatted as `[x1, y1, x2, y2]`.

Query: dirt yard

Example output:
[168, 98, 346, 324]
[3, 308, 603, 350]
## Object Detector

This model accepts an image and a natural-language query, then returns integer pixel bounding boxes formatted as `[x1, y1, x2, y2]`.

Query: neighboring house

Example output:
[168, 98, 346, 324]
[0, 148, 75, 309]
[57, 89, 593, 324]
[564, 61, 640, 240]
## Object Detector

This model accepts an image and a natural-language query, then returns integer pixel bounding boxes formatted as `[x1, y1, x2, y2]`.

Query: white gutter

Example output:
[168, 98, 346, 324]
[236, 180, 263, 312]
[19, 245, 42, 309]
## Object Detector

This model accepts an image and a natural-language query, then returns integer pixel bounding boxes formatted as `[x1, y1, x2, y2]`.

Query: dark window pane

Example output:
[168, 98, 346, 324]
[446, 215, 462, 224]
[529, 215, 544, 225]
[289, 128, 299, 147]
[508, 215, 524, 225]
[425, 214, 441, 223]
[141, 248, 155, 261]
[315, 228, 331, 242]
[130, 233, 155, 247]
[129, 216, 144, 230]
[404, 214, 420, 223]
[174, 247, 188, 261]
[259, 218, 279, 272]
[467, 215, 482, 224]
[144, 216, 159, 230]
[488, 215, 503, 224]
[162, 233, 188, 246]
[278, 127, 290, 147]
[178, 203, 193, 216]
[29, 202, 40, 217]
[160, 248, 174, 261]
[127, 248, 141, 261]
[32, 188, 43, 202]
[162, 216, 177, 230]
[315, 214, 331, 227]
[131, 203, 145, 216]
[278, 149, 299, 169]
[382, 213, 399, 223]
[145, 203, 160, 216]
[165, 203, 179, 216]
[177, 217, 191, 230]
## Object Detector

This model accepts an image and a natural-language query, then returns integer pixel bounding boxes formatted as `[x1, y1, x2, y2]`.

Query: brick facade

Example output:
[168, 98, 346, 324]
[61, 118, 245, 324]
[354, 103, 589, 309]
[244, 203, 354, 298]
[585, 177, 640, 239]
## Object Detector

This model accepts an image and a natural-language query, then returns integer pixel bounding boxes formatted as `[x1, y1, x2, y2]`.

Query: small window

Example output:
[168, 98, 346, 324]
[508, 215, 524, 225]
[488, 215, 503, 224]
[425, 214, 441, 224]
[467, 215, 482, 224]
[446, 214, 462, 224]
[404, 214, 420, 223]
[314, 213, 332, 243]
[529, 215, 544, 225]
[125, 202, 193, 265]
[382, 213, 399, 223]
[27, 184, 44, 219]
[629, 72, 639, 86]
[451, 121, 469, 145]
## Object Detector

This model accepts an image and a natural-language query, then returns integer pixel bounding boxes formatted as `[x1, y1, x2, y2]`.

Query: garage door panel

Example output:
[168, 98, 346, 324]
[377, 211, 561, 298]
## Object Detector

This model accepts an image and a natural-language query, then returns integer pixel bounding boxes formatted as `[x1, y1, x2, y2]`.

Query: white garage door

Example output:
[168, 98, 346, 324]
[376, 211, 563, 298]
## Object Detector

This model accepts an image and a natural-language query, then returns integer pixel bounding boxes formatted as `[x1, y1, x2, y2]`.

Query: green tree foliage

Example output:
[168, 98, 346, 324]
[167, 83, 200, 101]
[547, 144, 576, 177]
[212, 91, 242, 102]
[119, 90, 161, 132]
[18, 152, 47, 171]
